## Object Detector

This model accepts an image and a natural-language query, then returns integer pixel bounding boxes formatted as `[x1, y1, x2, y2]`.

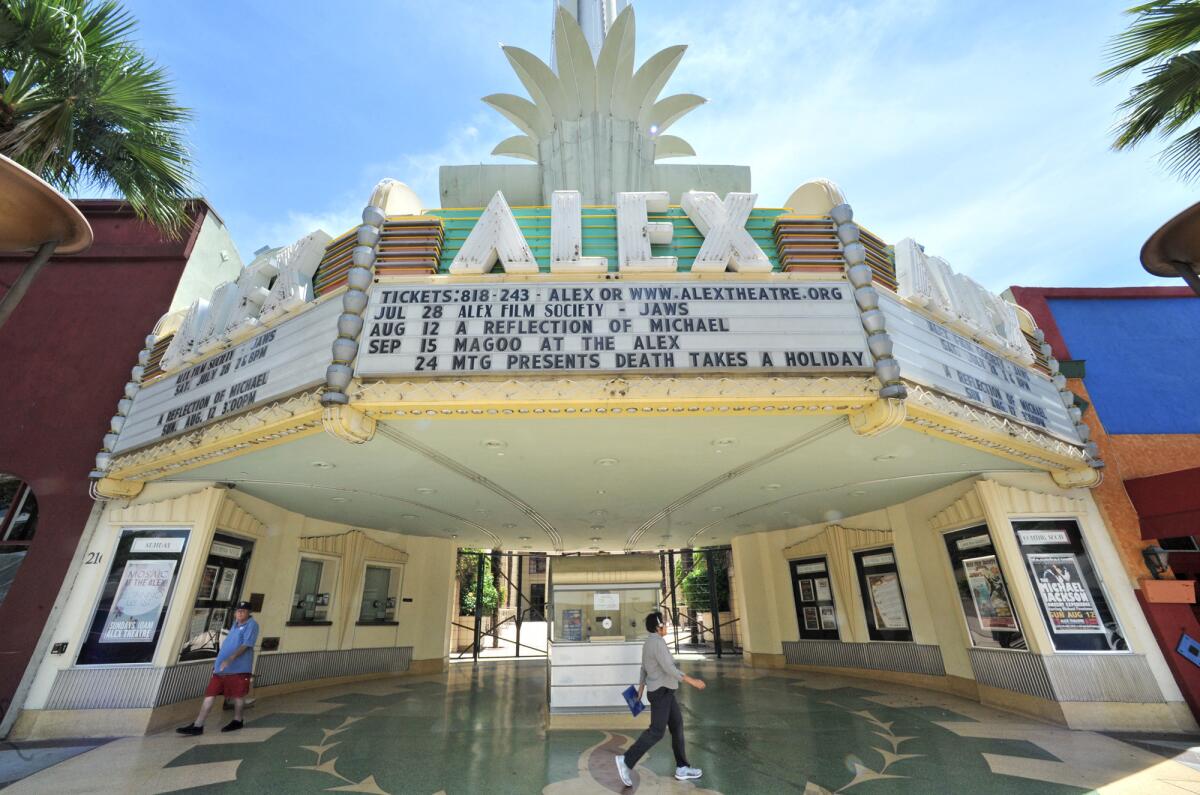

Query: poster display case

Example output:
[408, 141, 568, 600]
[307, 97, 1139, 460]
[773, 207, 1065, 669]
[853, 547, 913, 642]
[789, 556, 839, 640]
[77, 528, 190, 665]
[942, 525, 1026, 650]
[1014, 519, 1125, 652]
[178, 533, 254, 661]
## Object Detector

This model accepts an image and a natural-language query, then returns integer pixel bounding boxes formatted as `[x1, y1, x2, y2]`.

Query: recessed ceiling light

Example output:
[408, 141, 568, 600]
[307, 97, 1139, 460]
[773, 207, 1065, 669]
[591, 509, 608, 517]
[851, 489, 866, 496]
[590, 536, 602, 542]
[590, 524, 605, 531]
[331, 496, 347, 503]
[416, 487, 436, 494]
[311, 461, 335, 469]
[589, 545, 600, 550]
[239, 471, 250, 477]
[595, 457, 619, 467]
[762, 483, 782, 491]
[450, 534, 458, 539]
[522, 544, 531, 549]
[481, 439, 506, 449]
[708, 506, 723, 512]
[476, 508, 489, 515]
[401, 513, 417, 519]
[596, 489, 607, 495]
[873, 454, 898, 462]
[660, 534, 672, 539]
[823, 510, 843, 522]
[518, 536, 531, 541]
[712, 438, 737, 447]
[503, 523, 517, 529]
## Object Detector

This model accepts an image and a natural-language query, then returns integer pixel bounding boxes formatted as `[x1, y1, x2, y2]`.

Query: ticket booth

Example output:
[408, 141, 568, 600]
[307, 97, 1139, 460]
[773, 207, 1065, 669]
[547, 555, 661, 722]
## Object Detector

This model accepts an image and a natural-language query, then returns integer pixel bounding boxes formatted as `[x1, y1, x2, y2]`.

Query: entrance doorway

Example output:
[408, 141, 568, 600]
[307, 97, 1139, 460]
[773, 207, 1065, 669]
[451, 547, 741, 661]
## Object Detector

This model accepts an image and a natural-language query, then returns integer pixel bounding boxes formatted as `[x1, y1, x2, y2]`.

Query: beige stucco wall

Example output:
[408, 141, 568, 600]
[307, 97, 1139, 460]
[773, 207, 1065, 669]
[20, 482, 457, 712]
[730, 471, 1186, 709]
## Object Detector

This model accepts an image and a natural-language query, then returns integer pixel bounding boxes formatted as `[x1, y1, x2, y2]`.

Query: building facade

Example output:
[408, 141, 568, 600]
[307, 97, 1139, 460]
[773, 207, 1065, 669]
[1009, 285, 1200, 718]
[0, 201, 239, 728]
[5, 6, 1195, 738]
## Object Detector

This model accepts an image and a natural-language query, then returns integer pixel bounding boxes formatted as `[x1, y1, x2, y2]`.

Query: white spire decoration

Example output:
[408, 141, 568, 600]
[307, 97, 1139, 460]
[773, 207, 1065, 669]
[487, 5, 705, 203]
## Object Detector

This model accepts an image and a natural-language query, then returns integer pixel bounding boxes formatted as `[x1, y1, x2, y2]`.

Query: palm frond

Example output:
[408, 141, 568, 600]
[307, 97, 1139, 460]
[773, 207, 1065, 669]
[1101, 0, 1200, 81]
[1111, 49, 1200, 149]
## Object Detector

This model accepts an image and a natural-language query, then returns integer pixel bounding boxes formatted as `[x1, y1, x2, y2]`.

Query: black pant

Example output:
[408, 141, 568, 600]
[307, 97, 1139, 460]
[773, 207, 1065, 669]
[624, 687, 688, 768]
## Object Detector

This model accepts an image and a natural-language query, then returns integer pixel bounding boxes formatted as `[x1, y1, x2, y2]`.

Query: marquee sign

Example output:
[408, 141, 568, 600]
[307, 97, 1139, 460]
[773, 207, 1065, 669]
[112, 298, 339, 453]
[354, 280, 873, 377]
[878, 293, 1078, 441]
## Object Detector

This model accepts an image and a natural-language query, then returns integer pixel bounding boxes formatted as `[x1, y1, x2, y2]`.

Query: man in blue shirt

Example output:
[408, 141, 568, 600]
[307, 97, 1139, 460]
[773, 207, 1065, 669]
[177, 601, 259, 735]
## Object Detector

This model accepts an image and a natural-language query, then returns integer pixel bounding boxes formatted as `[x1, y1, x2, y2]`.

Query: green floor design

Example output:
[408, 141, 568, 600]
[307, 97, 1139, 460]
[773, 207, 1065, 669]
[159, 660, 1092, 794]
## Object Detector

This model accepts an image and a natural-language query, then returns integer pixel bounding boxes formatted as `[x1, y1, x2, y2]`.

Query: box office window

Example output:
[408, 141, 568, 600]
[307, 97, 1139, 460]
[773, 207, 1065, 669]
[943, 525, 1026, 651]
[358, 565, 401, 624]
[179, 534, 254, 662]
[551, 585, 659, 642]
[1014, 519, 1126, 652]
[853, 548, 913, 642]
[790, 557, 839, 640]
[290, 556, 338, 624]
[78, 528, 190, 665]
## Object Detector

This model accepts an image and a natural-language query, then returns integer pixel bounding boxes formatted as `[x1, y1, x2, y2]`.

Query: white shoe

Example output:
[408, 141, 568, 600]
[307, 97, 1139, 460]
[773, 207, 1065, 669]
[675, 765, 702, 780]
[615, 755, 633, 787]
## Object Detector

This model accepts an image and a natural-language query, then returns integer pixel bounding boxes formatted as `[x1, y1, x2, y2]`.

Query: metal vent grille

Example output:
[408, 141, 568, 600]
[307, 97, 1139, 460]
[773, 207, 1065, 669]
[782, 640, 945, 677]
[254, 646, 413, 688]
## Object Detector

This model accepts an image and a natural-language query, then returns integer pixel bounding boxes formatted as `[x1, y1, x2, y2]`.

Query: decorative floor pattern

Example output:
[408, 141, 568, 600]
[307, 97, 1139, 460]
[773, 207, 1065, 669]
[4, 658, 1200, 793]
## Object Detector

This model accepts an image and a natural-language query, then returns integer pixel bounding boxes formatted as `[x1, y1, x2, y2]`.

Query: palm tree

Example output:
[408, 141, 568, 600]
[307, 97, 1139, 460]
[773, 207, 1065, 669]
[1100, 1, 1200, 181]
[0, 0, 193, 235]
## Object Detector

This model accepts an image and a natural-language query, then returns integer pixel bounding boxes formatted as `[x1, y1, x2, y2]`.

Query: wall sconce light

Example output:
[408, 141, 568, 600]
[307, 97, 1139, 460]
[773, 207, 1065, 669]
[1142, 546, 1171, 580]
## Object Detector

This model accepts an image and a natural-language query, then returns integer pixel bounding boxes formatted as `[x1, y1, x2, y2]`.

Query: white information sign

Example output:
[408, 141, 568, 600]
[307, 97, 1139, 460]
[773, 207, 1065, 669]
[1017, 530, 1071, 546]
[593, 592, 620, 611]
[130, 537, 185, 554]
[354, 281, 872, 377]
[879, 294, 1077, 442]
[114, 298, 339, 453]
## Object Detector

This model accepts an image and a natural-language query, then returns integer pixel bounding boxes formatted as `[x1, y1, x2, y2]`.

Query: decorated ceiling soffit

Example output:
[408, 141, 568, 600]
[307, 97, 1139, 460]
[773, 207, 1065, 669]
[89, 6, 1103, 500]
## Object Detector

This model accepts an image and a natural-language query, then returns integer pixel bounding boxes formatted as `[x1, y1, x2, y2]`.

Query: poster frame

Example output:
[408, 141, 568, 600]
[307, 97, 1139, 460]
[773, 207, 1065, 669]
[852, 546, 913, 642]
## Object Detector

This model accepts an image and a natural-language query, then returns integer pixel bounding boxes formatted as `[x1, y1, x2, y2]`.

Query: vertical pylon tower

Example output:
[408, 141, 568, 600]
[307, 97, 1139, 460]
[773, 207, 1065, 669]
[552, 0, 628, 67]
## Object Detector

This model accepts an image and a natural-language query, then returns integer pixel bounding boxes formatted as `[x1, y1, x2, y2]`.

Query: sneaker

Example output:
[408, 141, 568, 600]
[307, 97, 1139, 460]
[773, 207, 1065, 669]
[220, 719, 243, 732]
[175, 724, 203, 736]
[614, 755, 633, 787]
[675, 766, 702, 780]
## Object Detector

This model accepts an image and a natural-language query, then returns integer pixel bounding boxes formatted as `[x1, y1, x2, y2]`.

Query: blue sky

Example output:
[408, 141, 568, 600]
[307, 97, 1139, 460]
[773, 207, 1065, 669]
[120, 0, 1194, 291]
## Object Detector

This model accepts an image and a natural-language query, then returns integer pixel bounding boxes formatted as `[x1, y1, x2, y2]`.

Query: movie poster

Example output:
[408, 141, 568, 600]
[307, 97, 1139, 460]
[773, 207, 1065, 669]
[99, 560, 178, 643]
[802, 606, 819, 631]
[865, 572, 909, 630]
[962, 555, 1019, 631]
[814, 578, 832, 601]
[819, 605, 837, 630]
[799, 579, 815, 602]
[1026, 553, 1104, 634]
[562, 608, 583, 641]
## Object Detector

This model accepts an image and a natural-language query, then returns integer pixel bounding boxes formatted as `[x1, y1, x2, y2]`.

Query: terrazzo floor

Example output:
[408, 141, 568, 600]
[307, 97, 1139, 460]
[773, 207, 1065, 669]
[4, 657, 1200, 794]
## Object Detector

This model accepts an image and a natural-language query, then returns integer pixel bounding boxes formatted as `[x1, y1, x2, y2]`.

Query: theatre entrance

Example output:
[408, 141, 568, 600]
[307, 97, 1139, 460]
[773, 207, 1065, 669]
[451, 547, 740, 662]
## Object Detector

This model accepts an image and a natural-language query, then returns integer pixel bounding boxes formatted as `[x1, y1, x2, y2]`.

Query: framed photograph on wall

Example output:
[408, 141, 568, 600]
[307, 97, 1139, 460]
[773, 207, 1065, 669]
[198, 565, 219, 600]
[215, 568, 238, 602]
[799, 579, 815, 602]
[802, 606, 819, 631]
[208, 607, 228, 633]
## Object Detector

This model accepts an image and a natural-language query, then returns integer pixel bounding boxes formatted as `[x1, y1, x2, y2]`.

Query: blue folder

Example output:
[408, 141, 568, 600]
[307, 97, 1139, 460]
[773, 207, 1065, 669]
[622, 685, 645, 717]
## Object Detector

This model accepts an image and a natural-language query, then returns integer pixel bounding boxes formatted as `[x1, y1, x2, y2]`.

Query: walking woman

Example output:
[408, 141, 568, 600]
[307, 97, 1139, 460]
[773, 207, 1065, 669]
[615, 611, 705, 786]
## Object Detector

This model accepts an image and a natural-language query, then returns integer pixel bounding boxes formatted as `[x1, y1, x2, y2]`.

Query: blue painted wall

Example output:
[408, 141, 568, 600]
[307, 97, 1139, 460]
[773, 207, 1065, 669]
[1048, 297, 1200, 434]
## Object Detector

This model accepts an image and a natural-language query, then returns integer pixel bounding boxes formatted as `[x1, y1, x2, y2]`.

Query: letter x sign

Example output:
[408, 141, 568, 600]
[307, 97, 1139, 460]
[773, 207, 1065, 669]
[681, 191, 771, 273]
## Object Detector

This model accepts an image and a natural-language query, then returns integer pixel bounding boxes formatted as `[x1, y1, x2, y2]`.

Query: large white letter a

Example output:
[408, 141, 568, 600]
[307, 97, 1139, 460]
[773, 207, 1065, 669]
[449, 191, 539, 274]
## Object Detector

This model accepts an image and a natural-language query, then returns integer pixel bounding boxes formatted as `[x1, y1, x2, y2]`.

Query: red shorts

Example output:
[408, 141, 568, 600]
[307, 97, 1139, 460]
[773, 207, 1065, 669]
[205, 673, 251, 699]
